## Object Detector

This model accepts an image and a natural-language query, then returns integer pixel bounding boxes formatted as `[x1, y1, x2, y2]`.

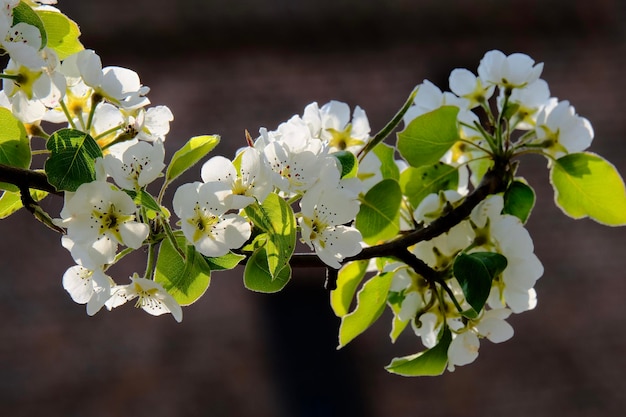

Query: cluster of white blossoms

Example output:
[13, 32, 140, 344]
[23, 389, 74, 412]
[381, 49, 594, 371]
[174, 100, 367, 268]
[0, 2, 180, 320]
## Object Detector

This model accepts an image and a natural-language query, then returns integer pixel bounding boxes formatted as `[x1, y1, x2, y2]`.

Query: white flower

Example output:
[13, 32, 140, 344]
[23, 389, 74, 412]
[447, 331, 480, 371]
[56, 181, 149, 268]
[298, 182, 362, 269]
[62, 264, 114, 316]
[449, 68, 495, 108]
[200, 147, 272, 208]
[104, 138, 166, 190]
[470, 195, 544, 313]
[106, 275, 182, 322]
[172, 181, 251, 257]
[506, 79, 550, 130]
[2, 56, 66, 123]
[133, 105, 174, 142]
[302, 100, 371, 153]
[533, 98, 594, 158]
[478, 50, 543, 90]
[61, 49, 149, 109]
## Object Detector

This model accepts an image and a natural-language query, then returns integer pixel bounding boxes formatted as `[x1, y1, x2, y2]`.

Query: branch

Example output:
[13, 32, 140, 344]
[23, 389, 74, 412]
[0, 164, 61, 195]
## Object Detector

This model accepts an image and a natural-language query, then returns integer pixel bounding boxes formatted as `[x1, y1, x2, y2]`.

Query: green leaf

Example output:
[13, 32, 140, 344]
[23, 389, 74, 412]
[371, 142, 400, 181]
[453, 252, 507, 313]
[503, 179, 535, 223]
[388, 294, 411, 343]
[155, 233, 211, 306]
[550, 152, 626, 226]
[397, 106, 460, 168]
[0, 108, 30, 192]
[355, 179, 401, 245]
[44, 128, 102, 192]
[386, 327, 452, 376]
[204, 251, 246, 271]
[243, 247, 291, 293]
[332, 150, 358, 178]
[400, 162, 459, 208]
[0, 189, 47, 218]
[125, 189, 163, 213]
[165, 135, 220, 183]
[13, 2, 47, 50]
[37, 9, 83, 59]
[330, 260, 369, 317]
[338, 272, 393, 348]
[244, 194, 296, 279]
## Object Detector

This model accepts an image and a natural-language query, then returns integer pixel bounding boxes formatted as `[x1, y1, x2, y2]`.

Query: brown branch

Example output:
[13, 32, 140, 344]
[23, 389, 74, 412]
[0, 164, 61, 195]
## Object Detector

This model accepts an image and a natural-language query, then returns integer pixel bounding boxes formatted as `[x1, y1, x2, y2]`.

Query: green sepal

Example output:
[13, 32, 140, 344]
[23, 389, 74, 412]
[503, 179, 535, 224]
[355, 179, 401, 245]
[0, 108, 30, 192]
[44, 128, 102, 192]
[13, 2, 47, 50]
[400, 162, 459, 208]
[243, 247, 291, 293]
[549, 152, 626, 226]
[330, 260, 369, 317]
[397, 106, 460, 168]
[338, 271, 393, 348]
[155, 232, 211, 306]
[385, 327, 452, 376]
[165, 135, 220, 184]
[453, 252, 507, 313]
[244, 193, 296, 279]
[37, 9, 83, 59]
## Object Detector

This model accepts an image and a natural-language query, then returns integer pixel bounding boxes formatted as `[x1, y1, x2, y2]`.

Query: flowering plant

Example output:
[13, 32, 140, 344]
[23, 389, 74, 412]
[1, 1, 625, 376]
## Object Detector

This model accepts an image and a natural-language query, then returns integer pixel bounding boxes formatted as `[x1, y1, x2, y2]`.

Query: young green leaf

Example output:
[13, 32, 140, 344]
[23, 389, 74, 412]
[397, 106, 460, 168]
[453, 252, 507, 313]
[550, 152, 626, 226]
[330, 260, 369, 317]
[244, 194, 296, 279]
[0, 189, 47, 218]
[44, 128, 102, 192]
[204, 251, 246, 271]
[338, 272, 393, 348]
[12, 2, 47, 49]
[0, 108, 30, 192]
[37, 9, 83, 59]
[355, 179, 401, 245]
[155, 233, 211, 306]
[400, 162, 459, 208]
[385, 327, 452, 376]
[332, 150, 358, 178]
[165, 135, 220, 184]
[243, 247, 291, 293]
[503, 179, 535, 224]
[371, 142, 400, 181]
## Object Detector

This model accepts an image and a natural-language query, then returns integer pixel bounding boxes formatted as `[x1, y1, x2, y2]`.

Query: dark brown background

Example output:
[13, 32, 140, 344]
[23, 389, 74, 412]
[1, 1, 626, 416]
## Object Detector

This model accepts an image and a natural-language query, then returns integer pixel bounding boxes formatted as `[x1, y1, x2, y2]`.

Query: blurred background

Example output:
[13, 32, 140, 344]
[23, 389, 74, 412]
[1, 0, 626, 416]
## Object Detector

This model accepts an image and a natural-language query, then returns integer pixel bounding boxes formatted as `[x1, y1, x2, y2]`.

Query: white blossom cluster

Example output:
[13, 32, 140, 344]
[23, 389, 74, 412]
[175, 100, 368, 269]
[383, 50, 594, 371]
[0, 2, 180, 320]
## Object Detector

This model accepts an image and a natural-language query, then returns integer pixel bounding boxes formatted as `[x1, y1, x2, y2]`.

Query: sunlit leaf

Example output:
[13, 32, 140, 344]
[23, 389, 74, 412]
[386, 327, 452, 376]
[338, 272, 393, 348]
[355, 179, 401, 245]
[243, 247, 291, 293]
[550, 152, 626, 226]
[155, 233, 211, 306]
[397, 106, 459, 168]
[0, 108, 30, 192]
[37, 9, 83, 59]
[400, 162, 459, 208]
[165, 135, 220, 183]
[330, 260, 369, 317]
